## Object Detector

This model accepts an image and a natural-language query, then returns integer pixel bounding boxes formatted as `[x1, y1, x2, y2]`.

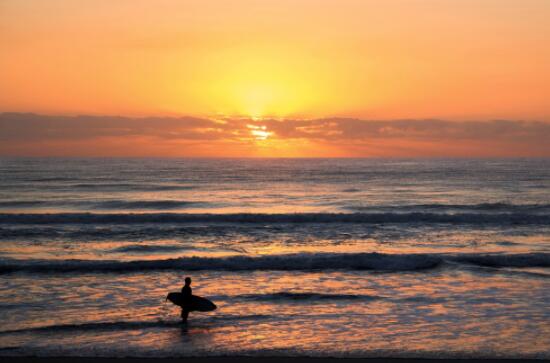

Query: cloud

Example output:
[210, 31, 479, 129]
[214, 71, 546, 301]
[260, 118, 550, 143]
[0, 113, 218, 141]
[1, 113, 549, 157]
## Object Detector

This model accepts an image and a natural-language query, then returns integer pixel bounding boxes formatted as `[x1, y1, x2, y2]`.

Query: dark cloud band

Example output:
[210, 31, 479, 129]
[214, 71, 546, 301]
[1, 112, 548, 143]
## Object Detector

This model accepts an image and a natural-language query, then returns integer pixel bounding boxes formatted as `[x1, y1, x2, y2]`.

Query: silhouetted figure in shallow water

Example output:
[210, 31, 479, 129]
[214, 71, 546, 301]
[166, 277, 216, 321]
[180, 277, 192, 322]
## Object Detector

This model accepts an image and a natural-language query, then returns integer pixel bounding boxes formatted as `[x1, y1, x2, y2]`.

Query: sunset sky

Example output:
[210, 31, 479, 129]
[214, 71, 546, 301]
[1, 0, 549, 157]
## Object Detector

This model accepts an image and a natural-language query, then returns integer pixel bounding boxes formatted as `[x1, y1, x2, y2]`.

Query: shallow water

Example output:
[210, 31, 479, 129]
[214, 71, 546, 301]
[0, 158, 549, 358]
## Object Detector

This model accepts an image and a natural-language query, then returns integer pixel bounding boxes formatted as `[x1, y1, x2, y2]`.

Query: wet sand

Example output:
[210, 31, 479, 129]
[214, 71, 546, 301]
[2, 357, 549, 363]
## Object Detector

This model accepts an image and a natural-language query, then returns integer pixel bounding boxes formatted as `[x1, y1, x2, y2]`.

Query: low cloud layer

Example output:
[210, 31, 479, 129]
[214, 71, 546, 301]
[1, 113, 549, 157]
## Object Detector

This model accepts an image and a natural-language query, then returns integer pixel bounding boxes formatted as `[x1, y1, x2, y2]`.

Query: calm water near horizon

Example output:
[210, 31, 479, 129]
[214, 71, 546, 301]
[0, 158, 549, 358]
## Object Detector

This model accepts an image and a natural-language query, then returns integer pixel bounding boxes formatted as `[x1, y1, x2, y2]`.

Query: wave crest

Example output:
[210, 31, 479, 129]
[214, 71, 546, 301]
[237, 292, 378, 301]
[0, 212, 548, 225]
[1, 252, 548, 274]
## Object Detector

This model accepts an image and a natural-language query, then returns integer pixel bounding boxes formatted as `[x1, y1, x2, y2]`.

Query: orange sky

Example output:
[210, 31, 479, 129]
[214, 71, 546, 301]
[1, 0, 549, 157]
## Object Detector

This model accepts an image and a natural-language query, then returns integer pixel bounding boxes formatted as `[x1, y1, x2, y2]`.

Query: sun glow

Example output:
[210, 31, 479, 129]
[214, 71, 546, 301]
[1, 0, 549, 158]
[247, 124, 272, 140]
[201, 49, 328, 119]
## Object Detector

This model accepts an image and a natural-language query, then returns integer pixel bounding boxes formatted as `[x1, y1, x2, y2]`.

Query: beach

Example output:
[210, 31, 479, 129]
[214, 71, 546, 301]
[4, 358, 550, 363]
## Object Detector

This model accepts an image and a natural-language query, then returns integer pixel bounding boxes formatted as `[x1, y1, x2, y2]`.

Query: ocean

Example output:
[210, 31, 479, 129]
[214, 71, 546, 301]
[0, 158, 549, 358]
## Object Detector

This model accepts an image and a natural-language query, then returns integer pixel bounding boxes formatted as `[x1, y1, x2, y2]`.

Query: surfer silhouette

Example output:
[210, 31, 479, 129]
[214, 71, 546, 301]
[166, 277, 217, 322]
[180, 277, 192, 321]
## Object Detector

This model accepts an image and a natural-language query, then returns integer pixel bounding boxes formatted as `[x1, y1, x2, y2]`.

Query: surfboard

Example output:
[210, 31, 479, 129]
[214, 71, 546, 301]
[166, 292, 217, 312]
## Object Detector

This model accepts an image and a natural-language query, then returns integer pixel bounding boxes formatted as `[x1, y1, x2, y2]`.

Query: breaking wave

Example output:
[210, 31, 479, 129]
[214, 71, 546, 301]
[109, 244, 191, 253]
[1, 252, 548, 274]
[0, 314, 272, 335]
[0, 211, 548, 225]
[346, 203, 550, 213]
[453, 253, 550, 268]
[236, 292, 379, 301]
[0, 321, 180, 335]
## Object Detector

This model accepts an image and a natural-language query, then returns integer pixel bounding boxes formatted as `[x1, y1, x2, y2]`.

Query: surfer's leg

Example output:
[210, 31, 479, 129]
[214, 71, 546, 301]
[181, 309, 189, 322]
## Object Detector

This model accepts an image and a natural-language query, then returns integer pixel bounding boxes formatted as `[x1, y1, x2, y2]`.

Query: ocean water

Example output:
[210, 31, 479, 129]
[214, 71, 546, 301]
[0, 158, 549, 358]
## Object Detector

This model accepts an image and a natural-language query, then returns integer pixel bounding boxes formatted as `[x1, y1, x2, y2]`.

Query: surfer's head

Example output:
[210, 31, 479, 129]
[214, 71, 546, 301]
[185, 277, 192, 285]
